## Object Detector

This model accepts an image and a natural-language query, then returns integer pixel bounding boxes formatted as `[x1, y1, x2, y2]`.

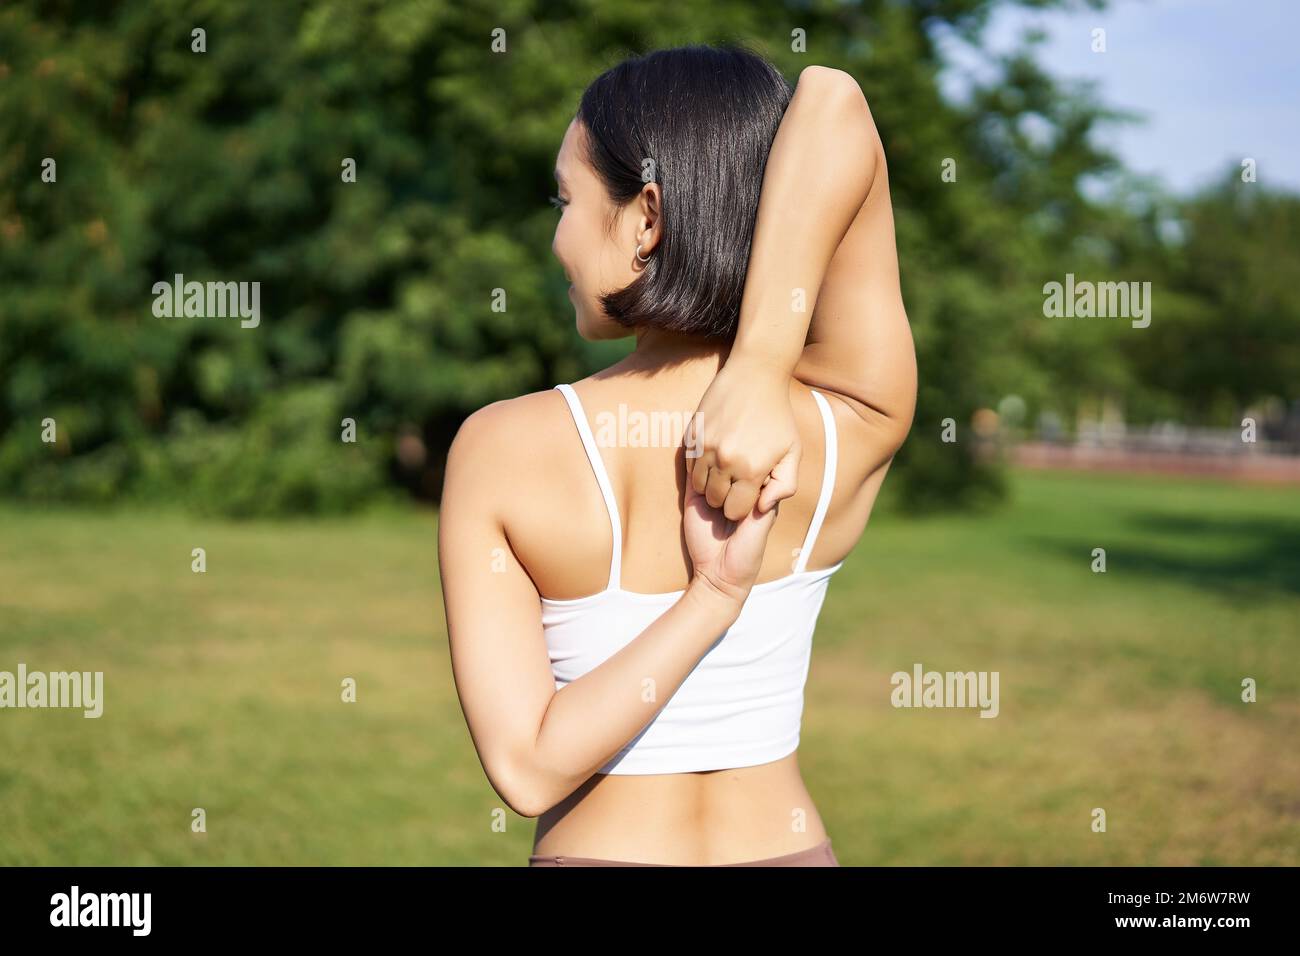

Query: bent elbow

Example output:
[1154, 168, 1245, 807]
[503, 792, 545, 820]
[490, 760, 558, 820]
[799, 65, 870, 114]
[797, 66, 880, 185]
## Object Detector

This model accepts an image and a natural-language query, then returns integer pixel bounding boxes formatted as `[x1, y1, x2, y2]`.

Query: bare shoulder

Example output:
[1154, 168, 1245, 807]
[447, 388, 567, 452]
[442, 388, 573, 503]
[440, 385, 604, 599]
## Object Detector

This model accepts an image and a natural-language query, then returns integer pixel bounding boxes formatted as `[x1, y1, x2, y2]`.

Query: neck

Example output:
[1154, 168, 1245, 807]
[619, 325, 731, 377]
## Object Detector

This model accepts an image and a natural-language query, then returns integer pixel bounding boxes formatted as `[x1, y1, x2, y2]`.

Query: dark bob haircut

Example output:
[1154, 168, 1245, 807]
[576, 44, 793, 341]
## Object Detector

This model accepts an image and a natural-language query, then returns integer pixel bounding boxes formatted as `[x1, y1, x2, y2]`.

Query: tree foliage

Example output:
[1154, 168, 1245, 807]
[1, 0, 1291, 515]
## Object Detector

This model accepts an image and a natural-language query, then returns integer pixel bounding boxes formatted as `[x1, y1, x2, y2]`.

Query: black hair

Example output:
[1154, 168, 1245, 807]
[576, 44, 793, 341]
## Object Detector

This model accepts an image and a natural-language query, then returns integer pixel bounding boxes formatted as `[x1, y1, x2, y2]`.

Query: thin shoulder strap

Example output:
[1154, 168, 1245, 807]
[554, 384, 622, 589]
[794, 390, 839, 573]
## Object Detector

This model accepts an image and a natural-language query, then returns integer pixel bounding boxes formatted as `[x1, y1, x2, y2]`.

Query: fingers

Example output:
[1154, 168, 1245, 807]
[756, 440, 802, 513]
[692, 450, 796, 518]
[727, 496, 781, 559]
[721, 478, 761, 522]
[705, 466, 732, 510]
[689, 437, 798, 520]
[682, 472, 712, 521]
[691, 448, 716, 495]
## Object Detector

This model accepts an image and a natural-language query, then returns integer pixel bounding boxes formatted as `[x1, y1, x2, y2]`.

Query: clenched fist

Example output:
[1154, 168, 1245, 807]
[686, 355, 801, 521]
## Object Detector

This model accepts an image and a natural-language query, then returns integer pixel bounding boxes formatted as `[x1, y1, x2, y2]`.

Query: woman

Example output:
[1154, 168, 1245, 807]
[439, 45, 915, 866]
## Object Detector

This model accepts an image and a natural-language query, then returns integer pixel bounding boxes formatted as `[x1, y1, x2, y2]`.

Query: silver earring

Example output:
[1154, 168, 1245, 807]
[635, 244, 651, 263]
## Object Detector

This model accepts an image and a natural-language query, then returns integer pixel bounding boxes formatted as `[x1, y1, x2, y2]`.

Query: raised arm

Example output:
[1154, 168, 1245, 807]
[438, 400, 777, 817]
[731, 66, 881, 390]
[692, 65, 914, 518]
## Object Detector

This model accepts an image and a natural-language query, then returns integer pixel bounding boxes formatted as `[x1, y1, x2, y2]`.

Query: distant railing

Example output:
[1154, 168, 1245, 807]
[1002, 423, 1300, 483]
[1071, 421, 1300, 457]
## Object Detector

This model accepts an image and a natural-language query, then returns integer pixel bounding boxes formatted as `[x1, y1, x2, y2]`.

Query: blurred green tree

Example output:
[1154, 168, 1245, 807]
[7, 0, 1274, 517]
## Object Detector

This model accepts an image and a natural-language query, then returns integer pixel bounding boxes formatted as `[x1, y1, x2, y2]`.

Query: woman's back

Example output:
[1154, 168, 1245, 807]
[499, 354, 888, 605]
[547, 374, 844, 775]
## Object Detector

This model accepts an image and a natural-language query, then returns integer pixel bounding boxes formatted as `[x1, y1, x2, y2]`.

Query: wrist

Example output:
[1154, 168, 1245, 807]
[683, 575, 747, 625]
[723, 343, 796, 383]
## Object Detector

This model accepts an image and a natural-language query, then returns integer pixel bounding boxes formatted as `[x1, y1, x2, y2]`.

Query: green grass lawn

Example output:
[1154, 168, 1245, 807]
[1, 470, 1296, 865]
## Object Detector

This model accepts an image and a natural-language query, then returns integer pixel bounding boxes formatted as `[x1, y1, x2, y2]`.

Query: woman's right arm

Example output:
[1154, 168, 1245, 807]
[691, 66, 915, 516]
[438, 400, 770, 817]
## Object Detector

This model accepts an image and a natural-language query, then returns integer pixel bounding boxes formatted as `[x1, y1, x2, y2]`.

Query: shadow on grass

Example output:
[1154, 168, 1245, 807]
[1027, 512, 1300, 600]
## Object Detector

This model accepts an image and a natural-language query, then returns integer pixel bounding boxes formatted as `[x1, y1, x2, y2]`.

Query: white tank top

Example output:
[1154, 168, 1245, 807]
[541, 382, 844, 775]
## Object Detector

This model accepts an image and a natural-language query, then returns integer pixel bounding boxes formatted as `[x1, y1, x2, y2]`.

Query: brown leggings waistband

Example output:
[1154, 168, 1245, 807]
[528, 837, 839, 867]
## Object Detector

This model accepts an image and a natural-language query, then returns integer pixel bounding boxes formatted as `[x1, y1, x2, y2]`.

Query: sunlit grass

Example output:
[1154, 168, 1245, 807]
[1, 470, 1296, 864]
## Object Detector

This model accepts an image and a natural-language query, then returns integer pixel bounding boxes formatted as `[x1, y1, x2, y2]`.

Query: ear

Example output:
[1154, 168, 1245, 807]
[635, 182, 662, 255]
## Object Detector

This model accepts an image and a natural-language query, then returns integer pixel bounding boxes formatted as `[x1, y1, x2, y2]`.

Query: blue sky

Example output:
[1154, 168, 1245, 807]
[933, 0, 1300, 195]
